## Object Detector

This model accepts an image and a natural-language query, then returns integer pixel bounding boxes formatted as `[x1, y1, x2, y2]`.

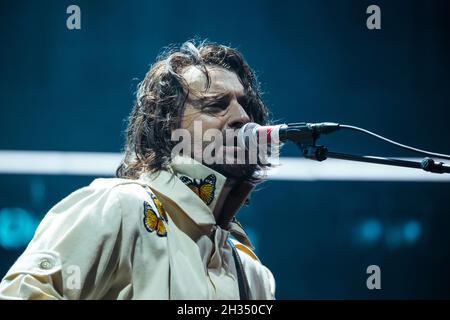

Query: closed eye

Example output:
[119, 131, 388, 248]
[203, 95, 231, 112]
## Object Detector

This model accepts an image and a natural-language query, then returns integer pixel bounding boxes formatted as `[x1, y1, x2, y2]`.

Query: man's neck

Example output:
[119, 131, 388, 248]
[169, 156, 255, 227]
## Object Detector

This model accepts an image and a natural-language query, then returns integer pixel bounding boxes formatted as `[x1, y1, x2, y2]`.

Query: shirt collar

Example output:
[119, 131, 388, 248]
[138, 155, 255, 247]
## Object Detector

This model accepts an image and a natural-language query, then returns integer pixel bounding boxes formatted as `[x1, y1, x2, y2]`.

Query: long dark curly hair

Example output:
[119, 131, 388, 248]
[116, 40, 269, 179]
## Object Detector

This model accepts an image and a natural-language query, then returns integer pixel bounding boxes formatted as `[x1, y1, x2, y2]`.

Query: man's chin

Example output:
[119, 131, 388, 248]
[206, 163, 258, 181]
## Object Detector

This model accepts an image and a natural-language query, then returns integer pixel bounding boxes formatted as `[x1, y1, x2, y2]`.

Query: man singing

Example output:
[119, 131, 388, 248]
[0, 41, 276, 299]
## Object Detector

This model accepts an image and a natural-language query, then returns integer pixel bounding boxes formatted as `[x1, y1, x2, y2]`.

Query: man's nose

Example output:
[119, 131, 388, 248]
[227, 102, 251, 129]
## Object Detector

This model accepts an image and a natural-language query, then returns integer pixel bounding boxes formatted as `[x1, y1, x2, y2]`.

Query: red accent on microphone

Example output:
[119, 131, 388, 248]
[266, 128, 272, 144]
[257, 126, 273, 144]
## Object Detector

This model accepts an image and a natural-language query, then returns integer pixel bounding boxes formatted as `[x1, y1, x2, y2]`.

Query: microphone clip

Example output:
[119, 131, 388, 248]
[300, 145, 329, 162]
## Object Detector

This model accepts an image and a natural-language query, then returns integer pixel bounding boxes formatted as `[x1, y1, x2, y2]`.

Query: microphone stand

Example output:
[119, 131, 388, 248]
[296, 140, 450, 174]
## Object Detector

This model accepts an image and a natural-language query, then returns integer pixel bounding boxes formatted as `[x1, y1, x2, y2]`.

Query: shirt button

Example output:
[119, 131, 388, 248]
[39, 258, 53, 270]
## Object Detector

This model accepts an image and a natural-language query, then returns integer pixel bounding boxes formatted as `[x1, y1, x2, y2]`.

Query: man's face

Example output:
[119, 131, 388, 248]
[178, 65, 256, 180]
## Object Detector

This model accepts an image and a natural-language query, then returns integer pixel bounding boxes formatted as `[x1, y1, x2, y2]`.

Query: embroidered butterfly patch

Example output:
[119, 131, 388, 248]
[143, 194, 168, 237]
[179, 174, 216, 205]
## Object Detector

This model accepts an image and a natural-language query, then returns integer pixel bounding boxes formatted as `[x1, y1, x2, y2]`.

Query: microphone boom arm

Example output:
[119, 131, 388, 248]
[298, 144, 450, 174]
[243, 121, 450, 173]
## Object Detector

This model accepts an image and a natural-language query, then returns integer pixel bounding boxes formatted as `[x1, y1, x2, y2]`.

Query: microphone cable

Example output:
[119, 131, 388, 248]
[338, 124, 450, 161]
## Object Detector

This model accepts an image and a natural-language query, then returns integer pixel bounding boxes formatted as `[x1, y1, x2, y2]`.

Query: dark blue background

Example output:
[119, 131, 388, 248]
[1, 0, 449, 299]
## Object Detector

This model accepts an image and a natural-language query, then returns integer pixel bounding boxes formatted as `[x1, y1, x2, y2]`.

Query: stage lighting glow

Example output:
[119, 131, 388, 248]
[1, 151, 450, 181]
[359, 219, 382, 243]
[403, 220, 422, 243]
[0, 207, 37, 250]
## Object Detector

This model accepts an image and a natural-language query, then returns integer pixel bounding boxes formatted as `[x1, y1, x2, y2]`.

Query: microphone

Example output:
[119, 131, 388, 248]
[237, 122, 340, 150]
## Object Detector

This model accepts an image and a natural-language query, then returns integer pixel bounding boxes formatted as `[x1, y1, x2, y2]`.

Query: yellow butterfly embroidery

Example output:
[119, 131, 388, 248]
[143, 195, 168, 237]
[179, 174, 216, 205]
[152, 194, 168, 221]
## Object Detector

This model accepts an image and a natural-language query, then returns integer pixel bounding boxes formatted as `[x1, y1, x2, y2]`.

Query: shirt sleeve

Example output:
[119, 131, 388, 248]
[0, 184, 125, 300]
[261, 264, 276, 300]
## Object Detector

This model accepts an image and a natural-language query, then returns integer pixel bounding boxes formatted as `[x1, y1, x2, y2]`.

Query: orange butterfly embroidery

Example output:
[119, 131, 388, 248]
[179, 174, 216, 205]
[143, 194, 168, 237]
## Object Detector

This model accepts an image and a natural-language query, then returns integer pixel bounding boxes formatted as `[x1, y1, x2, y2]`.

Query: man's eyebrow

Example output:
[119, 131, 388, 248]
[213, 90, 246, 101]
[190, 90, 247, 109]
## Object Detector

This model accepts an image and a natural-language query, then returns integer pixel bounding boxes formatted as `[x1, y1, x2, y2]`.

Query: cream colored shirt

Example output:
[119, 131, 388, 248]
[0, 156, 276, 300]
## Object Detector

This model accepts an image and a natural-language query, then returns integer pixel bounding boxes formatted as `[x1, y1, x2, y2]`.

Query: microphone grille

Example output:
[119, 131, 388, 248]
[237, 122, 260, 150]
